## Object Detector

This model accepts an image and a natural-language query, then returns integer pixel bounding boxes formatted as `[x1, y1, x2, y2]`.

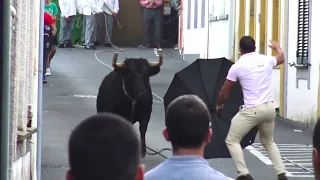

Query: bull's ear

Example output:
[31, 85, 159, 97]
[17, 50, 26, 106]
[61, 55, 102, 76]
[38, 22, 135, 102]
[148, 66, 160, 76]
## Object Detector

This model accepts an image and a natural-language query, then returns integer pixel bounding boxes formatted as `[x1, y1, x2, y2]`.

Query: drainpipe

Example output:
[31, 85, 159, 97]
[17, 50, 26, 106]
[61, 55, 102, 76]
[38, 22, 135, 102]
[36, 0, 44, 179]
[206, 0, 210, 59]
[228, 0, 235, 59]
[1, 0, 12, 179]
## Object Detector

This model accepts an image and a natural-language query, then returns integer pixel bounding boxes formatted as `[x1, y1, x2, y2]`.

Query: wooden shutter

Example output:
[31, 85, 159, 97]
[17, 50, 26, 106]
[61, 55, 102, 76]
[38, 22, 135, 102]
[296, 0, 310, 65]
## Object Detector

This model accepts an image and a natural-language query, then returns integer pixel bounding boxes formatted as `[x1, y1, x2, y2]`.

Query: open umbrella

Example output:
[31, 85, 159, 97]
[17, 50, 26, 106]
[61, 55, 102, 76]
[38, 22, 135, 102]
[163, 58, 258, 159]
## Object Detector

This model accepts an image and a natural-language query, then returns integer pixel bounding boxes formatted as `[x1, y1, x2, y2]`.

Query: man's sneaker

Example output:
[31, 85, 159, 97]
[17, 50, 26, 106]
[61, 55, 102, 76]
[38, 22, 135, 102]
[278, 173, 288, 180]
[65, 42, 75, 48]
[45, 68, 51, 76]
[57, 43, 65, 48]
[104, 43, 112, 47]
[236, 174, 254, 180]
[85, 45, 96, 50]
[43, 78, 47, 84]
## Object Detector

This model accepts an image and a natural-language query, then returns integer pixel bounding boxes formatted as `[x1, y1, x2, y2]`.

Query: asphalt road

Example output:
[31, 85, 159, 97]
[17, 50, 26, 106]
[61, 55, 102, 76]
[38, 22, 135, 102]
[41, 47, 315, 180]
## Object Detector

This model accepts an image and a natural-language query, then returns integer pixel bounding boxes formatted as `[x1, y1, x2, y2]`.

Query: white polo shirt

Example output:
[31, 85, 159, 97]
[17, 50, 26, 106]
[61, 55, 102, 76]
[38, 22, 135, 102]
[226, 52, 277, 108]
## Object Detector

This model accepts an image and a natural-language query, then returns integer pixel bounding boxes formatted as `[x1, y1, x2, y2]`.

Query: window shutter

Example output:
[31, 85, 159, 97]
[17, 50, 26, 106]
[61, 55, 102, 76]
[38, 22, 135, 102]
[296, 0, 310, 65]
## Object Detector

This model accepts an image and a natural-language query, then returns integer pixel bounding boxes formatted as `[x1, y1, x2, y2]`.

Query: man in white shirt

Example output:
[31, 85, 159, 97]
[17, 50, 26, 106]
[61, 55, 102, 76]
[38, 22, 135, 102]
[215, 36, 287, 180]
[94, 0, 119, 47]
[78, 0, 103, 50]
[58, 0, 78, 48]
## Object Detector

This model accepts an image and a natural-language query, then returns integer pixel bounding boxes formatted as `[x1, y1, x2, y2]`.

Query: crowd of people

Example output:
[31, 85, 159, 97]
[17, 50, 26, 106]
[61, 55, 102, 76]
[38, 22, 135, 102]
[43, 0, 180, 83]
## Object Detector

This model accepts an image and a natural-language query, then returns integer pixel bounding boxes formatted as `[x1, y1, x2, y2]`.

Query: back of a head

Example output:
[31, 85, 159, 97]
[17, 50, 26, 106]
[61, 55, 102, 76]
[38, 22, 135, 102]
[165, 95, 211, 149]
[68, 113, 140, 180]
[314, 119, 320, 153]
[239, 36, 256, 54]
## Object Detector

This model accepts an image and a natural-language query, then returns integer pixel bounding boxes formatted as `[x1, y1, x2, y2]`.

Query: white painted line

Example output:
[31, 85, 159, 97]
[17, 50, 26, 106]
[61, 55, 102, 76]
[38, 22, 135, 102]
[279, 150, 312, 153]
[290, 172, 313, 174]
[285, 156, 312, 159]
[289, 159, 312, 162]
[253, 143, 311, 146]
[280, 154, 312, 156]
[276, 148, 313, 150]
[246, 146, 272, 165]
[284, 163, 313, 166]
[287, 175, 314, 177]
[286, 167, 311, 170]
[248, 144, 316, 177]
[74, 95, 97, 98]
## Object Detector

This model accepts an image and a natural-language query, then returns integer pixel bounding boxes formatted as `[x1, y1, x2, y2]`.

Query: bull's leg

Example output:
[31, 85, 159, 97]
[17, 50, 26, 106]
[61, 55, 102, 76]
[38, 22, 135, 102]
[139, 121, 148, 158]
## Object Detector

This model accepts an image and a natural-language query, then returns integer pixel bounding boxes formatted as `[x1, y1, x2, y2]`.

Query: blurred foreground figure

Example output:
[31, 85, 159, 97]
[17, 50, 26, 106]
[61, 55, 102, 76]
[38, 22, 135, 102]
[313, 119, 320, 180]
[145, 95, 232, 180]
[66, 113, 144, 180]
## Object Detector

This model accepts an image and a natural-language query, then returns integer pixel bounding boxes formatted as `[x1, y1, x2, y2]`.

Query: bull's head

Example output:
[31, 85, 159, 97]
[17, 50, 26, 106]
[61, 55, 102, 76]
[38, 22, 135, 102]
[112, 49, 163, 100]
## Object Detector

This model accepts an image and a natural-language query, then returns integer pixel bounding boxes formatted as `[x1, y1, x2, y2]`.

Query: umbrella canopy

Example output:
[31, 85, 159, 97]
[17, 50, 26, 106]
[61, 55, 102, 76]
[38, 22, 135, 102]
[163, 58, 258, 159]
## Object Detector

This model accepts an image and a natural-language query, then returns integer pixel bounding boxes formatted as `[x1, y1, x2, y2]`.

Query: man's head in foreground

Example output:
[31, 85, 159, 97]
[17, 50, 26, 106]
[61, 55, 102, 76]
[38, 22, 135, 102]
[239, 36, 256, 55]
[313, 118, 320, 179]
[163, 94, 212, 155]
[66, 113, 144, 180]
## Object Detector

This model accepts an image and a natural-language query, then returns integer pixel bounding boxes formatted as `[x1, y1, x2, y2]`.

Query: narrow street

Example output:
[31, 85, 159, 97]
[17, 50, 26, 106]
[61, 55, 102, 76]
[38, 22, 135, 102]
[41, 47, 314, 180]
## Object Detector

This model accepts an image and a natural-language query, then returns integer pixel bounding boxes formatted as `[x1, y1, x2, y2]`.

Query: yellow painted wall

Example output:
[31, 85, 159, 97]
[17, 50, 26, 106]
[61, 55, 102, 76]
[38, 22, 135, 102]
[233, 0, 285, 115]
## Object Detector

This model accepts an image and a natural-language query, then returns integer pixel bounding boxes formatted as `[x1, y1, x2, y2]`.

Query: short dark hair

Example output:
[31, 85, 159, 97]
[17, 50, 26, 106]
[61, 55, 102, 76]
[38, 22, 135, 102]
[239, 36, 256, 54]
[68, 113, 140, 180]
[165, 95, 211, 149]
[313, 119, 320, 151]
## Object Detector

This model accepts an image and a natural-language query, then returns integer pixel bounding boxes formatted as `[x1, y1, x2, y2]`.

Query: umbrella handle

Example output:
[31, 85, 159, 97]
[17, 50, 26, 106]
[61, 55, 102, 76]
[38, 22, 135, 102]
[216, 109, 222, 118]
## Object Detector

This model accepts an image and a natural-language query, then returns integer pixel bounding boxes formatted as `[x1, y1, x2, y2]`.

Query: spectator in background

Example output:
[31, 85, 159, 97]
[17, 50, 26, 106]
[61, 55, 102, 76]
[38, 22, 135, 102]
[78, 0, 103, 50]
[95, 0, 119, 47]
[169, 0, 179, 48]
[66, 113, 144, 180]
[313, 119, 320, 180]
[44, 12, 56, 84]
[139, 0, 163, 49]
[144, 95, 232, 180]
[58, 0, 78, 48]
[45, 0, 59, 76]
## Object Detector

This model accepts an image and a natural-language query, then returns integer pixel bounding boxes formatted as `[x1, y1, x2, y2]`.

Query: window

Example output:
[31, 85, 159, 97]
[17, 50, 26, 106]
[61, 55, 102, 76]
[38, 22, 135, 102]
[296, 0, 310, 65]
[209, 0, 230, 19]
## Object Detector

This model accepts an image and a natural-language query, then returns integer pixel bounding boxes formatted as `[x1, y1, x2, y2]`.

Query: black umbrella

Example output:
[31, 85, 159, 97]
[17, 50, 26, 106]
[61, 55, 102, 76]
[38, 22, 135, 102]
[163, 58, 258, 159]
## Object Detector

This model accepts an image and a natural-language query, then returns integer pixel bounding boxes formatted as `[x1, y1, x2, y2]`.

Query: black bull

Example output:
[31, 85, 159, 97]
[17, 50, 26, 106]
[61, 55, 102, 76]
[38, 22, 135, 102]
[96, 50, 163, 157]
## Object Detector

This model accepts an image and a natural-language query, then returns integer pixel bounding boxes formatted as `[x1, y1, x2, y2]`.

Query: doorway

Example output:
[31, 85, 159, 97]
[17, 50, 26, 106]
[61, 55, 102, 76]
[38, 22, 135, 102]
[162, 0, 179, 48]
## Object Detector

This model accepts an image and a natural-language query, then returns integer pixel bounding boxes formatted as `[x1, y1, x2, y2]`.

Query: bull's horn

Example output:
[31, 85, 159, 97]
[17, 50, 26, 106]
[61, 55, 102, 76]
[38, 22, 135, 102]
[112, 52, 124, 68]
[149, 49, 163, 67]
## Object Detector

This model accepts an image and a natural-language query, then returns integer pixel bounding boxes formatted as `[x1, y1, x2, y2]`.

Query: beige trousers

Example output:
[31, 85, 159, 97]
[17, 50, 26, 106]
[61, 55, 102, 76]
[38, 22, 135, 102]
[225, 101, 286, 176]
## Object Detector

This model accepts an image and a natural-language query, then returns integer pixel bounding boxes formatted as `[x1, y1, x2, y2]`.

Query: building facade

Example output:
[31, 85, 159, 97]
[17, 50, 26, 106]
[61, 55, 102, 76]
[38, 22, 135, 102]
[181, 0, 319, 124]
[9, 0, 41, 179]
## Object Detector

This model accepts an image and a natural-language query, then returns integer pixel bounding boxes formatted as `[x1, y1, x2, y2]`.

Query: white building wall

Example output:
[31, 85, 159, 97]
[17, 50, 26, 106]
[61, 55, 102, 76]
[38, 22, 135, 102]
[207, 19, 230, 58]
[182, 0, 281, 109]
[10, 0, 40, 179]
[182, 0, 209, 60]
[272, 70, 280, 108]
[286, 0, 319, 123]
